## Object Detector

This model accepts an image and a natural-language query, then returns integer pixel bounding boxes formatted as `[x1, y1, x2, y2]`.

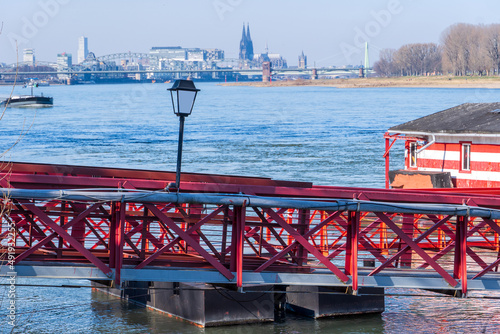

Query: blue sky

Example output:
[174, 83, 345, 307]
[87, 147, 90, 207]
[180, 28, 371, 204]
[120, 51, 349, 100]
[1, 0, 500, 66]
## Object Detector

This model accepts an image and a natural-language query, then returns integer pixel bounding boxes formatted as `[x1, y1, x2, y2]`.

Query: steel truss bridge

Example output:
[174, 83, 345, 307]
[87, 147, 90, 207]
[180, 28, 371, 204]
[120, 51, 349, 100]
[96, 52, 151, 62]
[2, 162, 499, 297]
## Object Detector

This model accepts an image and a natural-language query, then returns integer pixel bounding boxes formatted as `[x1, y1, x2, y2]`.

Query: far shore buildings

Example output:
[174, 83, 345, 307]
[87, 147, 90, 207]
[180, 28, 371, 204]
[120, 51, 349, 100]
[238, 23, 288, 69]
[7, 25, 295, 83]
[386, 103, 500, 189]
[148, 46, 224, 70]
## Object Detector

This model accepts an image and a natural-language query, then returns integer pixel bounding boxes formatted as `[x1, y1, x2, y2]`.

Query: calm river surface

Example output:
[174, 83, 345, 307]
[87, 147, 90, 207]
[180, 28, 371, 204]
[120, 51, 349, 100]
[1, 82, 500, 333]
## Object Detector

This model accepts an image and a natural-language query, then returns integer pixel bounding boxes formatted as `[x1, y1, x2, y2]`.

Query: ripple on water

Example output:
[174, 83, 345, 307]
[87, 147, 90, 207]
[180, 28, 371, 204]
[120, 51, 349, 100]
[1, 84, 500, 332]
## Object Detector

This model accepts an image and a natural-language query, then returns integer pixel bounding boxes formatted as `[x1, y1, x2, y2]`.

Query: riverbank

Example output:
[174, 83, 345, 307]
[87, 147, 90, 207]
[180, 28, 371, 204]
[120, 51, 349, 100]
[221, 76, 500, 89]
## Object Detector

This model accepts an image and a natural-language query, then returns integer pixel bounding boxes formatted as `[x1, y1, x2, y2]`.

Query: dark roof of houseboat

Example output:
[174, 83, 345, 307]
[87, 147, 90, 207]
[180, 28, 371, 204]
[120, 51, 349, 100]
[389, 103, 500, 134]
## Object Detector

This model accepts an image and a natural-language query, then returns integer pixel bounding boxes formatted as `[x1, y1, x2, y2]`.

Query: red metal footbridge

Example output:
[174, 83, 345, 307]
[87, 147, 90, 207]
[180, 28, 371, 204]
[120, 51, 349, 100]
[2, 162, 500, 297]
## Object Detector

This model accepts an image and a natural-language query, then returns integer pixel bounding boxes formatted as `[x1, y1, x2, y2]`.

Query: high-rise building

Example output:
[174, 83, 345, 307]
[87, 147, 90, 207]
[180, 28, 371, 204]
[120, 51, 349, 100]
[57, 52, 72, 79]
[239, 23, 254, 61]
[23, 49, 35, 66]
[205, 49, 224, 62]
[78, 36, 88, 63]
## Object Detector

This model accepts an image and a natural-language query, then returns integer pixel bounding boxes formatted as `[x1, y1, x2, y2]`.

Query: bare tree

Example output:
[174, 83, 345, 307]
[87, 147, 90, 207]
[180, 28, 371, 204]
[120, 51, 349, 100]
[467, 25, 488, 75]
[389, 43, 441, 76]
[373, 48, 397, 77]
[393, 44, 412, 76]
[441, 23, 486, 76]
[484, 24, 500, 75]
[441, 24, 465, 75]
[423, 43, 442, 74]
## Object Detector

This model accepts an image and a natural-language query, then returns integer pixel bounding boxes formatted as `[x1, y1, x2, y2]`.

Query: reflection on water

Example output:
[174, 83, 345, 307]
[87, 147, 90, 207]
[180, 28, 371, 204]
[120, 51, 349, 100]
[383, 289, 500, 334]
[3, 278, 500, 333]
[1, 84, 500, 332]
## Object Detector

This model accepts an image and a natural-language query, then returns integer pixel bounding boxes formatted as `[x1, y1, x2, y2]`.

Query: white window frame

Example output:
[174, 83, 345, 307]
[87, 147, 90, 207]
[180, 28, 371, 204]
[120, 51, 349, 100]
[461, 143, 471, 171]
[409, 142, 418, 168]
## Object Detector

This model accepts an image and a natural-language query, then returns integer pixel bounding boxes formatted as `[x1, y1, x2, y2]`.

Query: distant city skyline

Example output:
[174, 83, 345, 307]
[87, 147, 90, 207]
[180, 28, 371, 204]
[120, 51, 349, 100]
[1, 0, 500, 66]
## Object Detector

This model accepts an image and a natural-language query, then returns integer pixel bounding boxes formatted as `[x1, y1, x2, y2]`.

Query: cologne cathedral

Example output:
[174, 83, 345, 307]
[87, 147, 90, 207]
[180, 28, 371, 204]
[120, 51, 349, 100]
[239, 23, 254, 61]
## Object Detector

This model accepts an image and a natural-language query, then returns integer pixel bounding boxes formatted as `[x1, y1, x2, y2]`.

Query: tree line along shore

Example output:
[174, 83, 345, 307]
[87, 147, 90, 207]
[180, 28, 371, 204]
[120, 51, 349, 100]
[375, 23, 500, 77]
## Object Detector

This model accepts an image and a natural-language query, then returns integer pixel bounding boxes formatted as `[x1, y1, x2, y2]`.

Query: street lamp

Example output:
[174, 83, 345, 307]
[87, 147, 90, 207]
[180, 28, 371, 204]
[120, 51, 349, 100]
[168, 79, 200, 191]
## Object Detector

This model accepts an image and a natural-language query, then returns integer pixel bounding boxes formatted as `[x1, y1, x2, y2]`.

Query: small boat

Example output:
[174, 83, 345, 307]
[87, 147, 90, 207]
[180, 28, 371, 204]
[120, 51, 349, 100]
[35, 80, 50, 87]
[1, 80, 53, 108]
[0, 94, 53, 108]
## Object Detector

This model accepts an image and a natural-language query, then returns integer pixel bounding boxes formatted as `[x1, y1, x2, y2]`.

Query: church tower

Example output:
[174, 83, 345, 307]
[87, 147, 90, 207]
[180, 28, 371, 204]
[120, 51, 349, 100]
[298, 51, 307, 69]
[239, 23, 254, 61]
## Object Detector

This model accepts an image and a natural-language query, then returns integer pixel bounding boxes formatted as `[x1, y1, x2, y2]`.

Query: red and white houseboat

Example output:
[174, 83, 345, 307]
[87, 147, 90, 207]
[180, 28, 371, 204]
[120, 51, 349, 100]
[385, 102, 500, 189]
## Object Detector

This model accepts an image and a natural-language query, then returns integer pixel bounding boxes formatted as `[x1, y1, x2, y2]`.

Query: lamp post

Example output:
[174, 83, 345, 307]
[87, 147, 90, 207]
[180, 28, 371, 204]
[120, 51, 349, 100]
[168, 79, 200, 191]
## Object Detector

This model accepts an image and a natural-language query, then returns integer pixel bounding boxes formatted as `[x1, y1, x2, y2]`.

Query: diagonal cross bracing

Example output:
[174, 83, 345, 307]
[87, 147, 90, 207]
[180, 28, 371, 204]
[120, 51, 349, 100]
[375, 212, 458, 287]
[3, 187, 500, 292]
[16, 201, 112, 276]
[135, 204, 233, 280]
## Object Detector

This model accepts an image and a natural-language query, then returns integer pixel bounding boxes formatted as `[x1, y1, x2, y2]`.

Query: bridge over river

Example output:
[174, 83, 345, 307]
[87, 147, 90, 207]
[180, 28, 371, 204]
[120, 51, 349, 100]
[0, 53, 371, 80]
[1, 161, 500, 298]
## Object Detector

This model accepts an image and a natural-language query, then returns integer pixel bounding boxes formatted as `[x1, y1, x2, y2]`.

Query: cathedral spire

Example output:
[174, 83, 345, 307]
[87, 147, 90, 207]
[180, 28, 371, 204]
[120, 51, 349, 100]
[239, 22, 254, 61]
[246, 23, 254, 60]
[246, 23, 251, 40]
[241, 23, 247, 41]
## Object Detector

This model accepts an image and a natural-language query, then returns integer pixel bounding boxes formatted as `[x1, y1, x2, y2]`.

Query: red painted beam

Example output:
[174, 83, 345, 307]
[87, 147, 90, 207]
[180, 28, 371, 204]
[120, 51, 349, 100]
[3, 161, 312, 188]
[234, 206, 245, 288]
[6, 160, 500, 211]
[454, 216, 468, 297]
[8, 172, 500, 211]
[345, 211, 359, 293]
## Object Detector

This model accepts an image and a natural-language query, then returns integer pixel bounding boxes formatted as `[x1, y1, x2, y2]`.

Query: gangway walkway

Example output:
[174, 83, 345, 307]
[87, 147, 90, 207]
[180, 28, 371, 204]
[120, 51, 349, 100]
[1, 162, 500, 297]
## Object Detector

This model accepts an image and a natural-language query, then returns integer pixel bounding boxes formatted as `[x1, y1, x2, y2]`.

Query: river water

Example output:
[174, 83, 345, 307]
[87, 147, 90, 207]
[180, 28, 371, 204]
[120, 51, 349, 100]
[1, 82, 500, 333]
